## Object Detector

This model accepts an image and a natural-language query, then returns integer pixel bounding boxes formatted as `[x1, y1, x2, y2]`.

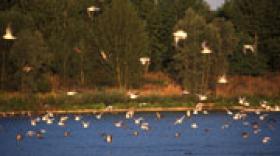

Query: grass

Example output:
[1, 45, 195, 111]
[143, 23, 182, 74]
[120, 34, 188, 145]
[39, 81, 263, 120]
[0, 90, 280, 112]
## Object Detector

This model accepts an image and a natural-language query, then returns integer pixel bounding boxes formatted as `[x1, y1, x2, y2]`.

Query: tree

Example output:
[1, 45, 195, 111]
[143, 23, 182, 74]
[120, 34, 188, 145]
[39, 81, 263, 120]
[9, 30, 52, 92]
[218, 0, 280, 72]
[93, 0, 149, 89]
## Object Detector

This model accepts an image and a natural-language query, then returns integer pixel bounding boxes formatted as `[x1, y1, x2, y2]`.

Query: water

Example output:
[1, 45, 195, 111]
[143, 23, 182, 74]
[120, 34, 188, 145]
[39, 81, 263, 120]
[0, 112, 279, 156]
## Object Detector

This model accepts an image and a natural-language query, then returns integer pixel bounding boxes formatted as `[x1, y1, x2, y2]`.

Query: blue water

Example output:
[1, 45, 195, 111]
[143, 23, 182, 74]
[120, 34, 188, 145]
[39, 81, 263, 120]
[0, 112, 279, 156]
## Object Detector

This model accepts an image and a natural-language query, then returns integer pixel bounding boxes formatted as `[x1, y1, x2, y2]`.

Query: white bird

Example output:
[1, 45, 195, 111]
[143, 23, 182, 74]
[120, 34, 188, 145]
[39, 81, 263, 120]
[173, 30, 187, 46]
[3, 25, 16, 40]
[225, 109, 233, 115]
[197, 94, 207, 101]
[82, 121, 90, 128]
[31, 119, 37, 126]
[134, 117, 144, 125]
[100, 51, 108, 60]
[105, 134, 112, 143]
[127, 91, 139, 99]
[201, 41, 212, 54]
[243, 45, 255, 54]
[67, 91, 77, 96]
[114, 120, 123, 128]
[87, 6, 100, 13]
[58, 121, 65, 127]
[186, 110, 191, 117]
[262, 136, 271, 144]
[174, 115, 185, 125]
[126, 110, 134, 119]
[140, 122, 150, 131]
[259, 114, 268, 121]
[139, 57, 150, 65]
[217, 75, 228, 84]
[74, 115, 82, 121]
[156, 112, 161, 119]
[238, 97, 246, 105]
[96, 113, 102, 119]
[182, 90, 190, 95]
[191, 123, 198, 129]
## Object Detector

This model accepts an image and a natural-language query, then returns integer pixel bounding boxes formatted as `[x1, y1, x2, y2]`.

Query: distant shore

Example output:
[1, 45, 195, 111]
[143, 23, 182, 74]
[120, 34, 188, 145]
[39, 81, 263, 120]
[1, 105, 279, 116]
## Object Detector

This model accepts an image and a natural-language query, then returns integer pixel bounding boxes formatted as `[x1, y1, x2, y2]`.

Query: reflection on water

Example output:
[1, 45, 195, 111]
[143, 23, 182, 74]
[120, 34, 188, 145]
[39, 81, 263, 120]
[0, 112, 279, 156]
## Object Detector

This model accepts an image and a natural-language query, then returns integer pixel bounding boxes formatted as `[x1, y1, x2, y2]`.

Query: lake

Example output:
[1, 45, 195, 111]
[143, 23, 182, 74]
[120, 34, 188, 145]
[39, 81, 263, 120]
[0, 112, 279, 156]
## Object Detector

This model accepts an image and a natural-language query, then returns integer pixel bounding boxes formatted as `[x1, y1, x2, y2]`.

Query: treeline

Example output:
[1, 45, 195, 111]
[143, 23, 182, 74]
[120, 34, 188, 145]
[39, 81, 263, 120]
[0, 0, 279, 93]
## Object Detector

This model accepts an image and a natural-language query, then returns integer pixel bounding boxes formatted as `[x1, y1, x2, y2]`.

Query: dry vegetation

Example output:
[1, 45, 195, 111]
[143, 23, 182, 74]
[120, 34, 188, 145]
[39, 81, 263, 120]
[216, 73, 280, 97]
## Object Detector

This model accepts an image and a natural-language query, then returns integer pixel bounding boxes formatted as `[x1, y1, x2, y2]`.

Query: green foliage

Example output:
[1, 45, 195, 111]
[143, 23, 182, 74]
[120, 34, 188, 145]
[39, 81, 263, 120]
[93, 0, 149, 89]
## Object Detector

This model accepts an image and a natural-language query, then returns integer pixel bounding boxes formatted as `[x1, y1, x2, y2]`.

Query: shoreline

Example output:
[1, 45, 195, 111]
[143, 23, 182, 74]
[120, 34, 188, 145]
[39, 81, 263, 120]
[1, 106, 279, 116]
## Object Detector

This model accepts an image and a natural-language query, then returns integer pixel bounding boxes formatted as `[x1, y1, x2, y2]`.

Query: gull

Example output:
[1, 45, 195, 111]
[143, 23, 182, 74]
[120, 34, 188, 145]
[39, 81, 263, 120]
[82, 121, 90, 128]
[274, 106, 280, 111]
[201, 41, 212, 54]
[173, 30, 187, 46]
[156, 112, 161, 119]
[186, 110, 191, 117]
[100, 51, 108, 60]
[193, 109, 198, 115]
[174, 115, 185, 125]
[46, 118, 54, 125]
[259, 114, 268, 121]
[67, 91, 77, 96]
[140, 122, 150, 131]
[64, 131, 71, 137]
[31, 119, 37, 126]
[60, 116, 69, 122]
[16, 134, 23, 141]
[126, 110, 134, 119]
[260, 100, 268, 108]
[58, 120, 65, 127]
[238, 97, 246, 105]
[191, 123, 198, 129]
[175, 132, 181, 138]
[197, 94, 207, 101]
[127, 91, 139, 99]
[225, 108, 233, 115]
[74, 115, 82, 121]
[182, 90, 190, 95]
[134, 117, 144, 125]
[217, 75, 228, 84]
[87, 6, 100, 13]
[104, 134, 112, 143]
[243, 45, 255, 54]
[3, 25, 16, 40]
[133, 131, 139, 136]
[242, 132, 249, 139]
[139, 57, 150, 65]
[262, 136, 271, 144]
[203, 110, 208, 115]
[26, 131, 35, 137]
[96, 113, 102, 119]
[114, 120, 123, 128]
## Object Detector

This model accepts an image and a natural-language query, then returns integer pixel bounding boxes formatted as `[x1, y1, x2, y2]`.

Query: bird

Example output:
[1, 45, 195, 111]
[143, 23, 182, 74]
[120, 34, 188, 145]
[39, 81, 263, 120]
[156, 112, 162, 120]
[243, 45, 255, 54]
[133, 131, 139, 136]
[134, 117, 144, 125]
[3, 25, 16, 40]
[31, 119, 37, 126]
[175, 132, 181, 138]
[217, 75, 228, 84]
[186, 110, 191, 118]
[191, 123, 198, 129]
[140, 122, 150, 131]
[174, 115, 185, 125]
[96, 113, 102, 120]
[126, 110, 134, 119]
[242, 132, 249, 139]
[197, 94, 207, 101]
[114, 120, 123, 128]
[127, 91, 139, 99]
[26, 131, 35, 137]
[262, 136, 271, 144]
[104, 134, 112, 143]
[74, 115, 82, 121]
[16, 133, 23, 141]
[173, 30, 187, 46]
[64, 131, 71, 137]
[82, 121, 90, 128]
[201, 41, 212, 54]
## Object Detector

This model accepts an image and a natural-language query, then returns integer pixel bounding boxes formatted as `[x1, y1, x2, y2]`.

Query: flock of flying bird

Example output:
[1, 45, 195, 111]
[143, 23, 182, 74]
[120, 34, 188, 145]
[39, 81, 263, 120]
[0, 96, 278, 146]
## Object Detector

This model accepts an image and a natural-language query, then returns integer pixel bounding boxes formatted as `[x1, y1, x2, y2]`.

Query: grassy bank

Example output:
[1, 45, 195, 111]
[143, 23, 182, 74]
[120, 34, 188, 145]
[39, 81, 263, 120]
[0, 91, 280, 112]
